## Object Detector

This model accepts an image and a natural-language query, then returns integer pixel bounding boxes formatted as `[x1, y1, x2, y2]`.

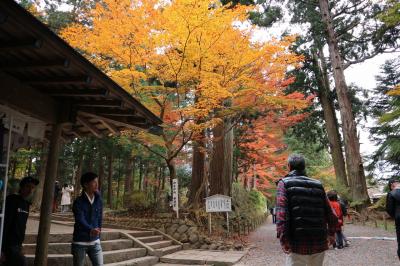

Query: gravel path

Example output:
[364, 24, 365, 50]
[236, 221, 399, 266]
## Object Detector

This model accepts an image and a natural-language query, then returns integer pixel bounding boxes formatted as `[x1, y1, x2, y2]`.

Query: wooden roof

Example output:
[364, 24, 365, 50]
[0, 0, 162, 138]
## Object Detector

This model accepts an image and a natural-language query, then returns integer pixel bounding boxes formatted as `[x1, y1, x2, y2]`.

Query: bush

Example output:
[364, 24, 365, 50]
[231, 182, 267, 220]
[370, 196, 387, 211]
[124, 190, 155, 212]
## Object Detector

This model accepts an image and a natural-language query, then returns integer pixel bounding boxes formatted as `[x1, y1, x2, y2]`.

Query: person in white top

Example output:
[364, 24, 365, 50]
[61, 183, 74, 212]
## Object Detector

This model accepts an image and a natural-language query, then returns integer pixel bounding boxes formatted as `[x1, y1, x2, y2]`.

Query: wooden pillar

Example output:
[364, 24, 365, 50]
[34, 123, 63, 266]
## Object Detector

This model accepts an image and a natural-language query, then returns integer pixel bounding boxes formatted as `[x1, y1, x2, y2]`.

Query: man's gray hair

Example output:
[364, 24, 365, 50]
[288, 154, 306, 171]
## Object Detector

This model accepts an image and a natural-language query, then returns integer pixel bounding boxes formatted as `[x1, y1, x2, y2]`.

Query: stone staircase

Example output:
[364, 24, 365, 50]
[134, 233, 182, 257]
[24, 231, 159, 266]
[25, 213, 183, 265]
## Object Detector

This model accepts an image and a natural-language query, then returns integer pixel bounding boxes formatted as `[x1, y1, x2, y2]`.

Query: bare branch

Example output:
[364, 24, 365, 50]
[344, 49, 400, 69]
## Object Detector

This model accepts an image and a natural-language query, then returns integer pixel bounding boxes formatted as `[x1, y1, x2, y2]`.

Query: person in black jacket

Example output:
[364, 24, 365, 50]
[1, 176, 39, 266]
[276, 154, 338, 265]
[386, 178, 400, 260]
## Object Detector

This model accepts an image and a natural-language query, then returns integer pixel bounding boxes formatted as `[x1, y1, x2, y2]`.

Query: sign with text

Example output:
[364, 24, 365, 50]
[205, 194, 232, 213]
[172, 178, 179, 213]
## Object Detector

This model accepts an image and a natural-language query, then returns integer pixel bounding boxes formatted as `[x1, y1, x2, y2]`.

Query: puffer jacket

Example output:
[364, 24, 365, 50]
[386, 189, 400, 221]
[282, 171, 329, 245]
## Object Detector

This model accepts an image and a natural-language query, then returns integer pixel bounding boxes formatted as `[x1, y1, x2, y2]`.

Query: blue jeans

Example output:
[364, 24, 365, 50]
[336, 230, 344, 248]
[71, 243, 103, 266]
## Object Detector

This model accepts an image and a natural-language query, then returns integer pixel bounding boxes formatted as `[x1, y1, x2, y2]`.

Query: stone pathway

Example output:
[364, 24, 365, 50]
[27, 218, 73, 234]
[235, 220, 398, 266]
[160, 250, 246, 265]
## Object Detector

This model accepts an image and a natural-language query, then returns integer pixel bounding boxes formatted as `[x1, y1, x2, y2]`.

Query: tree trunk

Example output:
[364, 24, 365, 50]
[313, 50, 348, 187]
[132, 158, 136, 191]
[86, 148, 94, 173]
[98, 152, 104, 195]
[32, 142, 48, 210]
[161, 166, 166, 190]
[117, 177, 121, 209]
[138, 158, 143, 191]
[189, 130, 206, 207]
[167, 160, 176, 190]
[143, 163, 149, 193]
[223, 119, 234, 196]
[74, 149, 84, 199]
[124, 157, 134, 194]
[210, 122, 229, 196]
[319, 0, 369, 202]
[107, 152, 113, 208]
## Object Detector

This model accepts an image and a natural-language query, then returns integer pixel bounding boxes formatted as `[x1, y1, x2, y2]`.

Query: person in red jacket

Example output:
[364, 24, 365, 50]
[327, 190, 344, 249]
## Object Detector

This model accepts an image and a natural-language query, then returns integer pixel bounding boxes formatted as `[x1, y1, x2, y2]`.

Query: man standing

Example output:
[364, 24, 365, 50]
[71, 172, 103, 266]
[2, 176, 39, 266]
[386, 178, 400, 260]
[276, 154, 337, 266]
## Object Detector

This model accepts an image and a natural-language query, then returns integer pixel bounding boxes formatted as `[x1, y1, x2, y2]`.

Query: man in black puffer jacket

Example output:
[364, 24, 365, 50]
[386, 178, 400, 260]
[276, 154, 338, 266]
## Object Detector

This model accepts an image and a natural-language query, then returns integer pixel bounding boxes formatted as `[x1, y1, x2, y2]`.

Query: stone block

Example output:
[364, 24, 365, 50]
[177, 224, 189, 234]
[189, 233, 199, 244]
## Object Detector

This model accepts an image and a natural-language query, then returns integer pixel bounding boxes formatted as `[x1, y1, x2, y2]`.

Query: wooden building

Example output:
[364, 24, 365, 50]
[0, 1, 162, 265]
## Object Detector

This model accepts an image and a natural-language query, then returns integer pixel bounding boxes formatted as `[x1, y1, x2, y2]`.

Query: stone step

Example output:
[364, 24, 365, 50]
[147, 240, 172, 249]
[26, 247, 147, 266]
[129, 231, 155, 238]
[160, 257, 213, 265]
[23, 239, 134, 254]
[105, 256, 159, 266]
[103, 248, 147, 264]
[154, 264, 213, 266]
[51, 214, 74, 221]
[158, 245, 182, 256]
[136, 235, 164, 243]
[24, 231, 121, 244]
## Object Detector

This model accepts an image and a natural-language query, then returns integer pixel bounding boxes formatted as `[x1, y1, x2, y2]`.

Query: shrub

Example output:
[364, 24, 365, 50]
[124, 190, 155, 211]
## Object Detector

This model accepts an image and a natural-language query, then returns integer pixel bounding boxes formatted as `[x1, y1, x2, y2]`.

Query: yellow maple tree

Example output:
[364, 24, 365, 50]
[61, 0, 309, 180]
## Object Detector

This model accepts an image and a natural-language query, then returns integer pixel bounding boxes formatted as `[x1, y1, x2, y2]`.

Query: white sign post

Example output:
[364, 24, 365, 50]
[205, 194, 232, 235]
[172, 178, 179, 219]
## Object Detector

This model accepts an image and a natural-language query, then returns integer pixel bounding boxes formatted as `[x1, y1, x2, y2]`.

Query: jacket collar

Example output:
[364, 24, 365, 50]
[80, 191, 100, 203]
[285, 170, 307, 177]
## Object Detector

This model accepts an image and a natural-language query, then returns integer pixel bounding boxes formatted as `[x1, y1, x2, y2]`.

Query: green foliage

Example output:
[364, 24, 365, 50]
[124, 191, 154, 211]
[284, 132, 333, 179]
[176, 166, 191, 190]
[221, 0, 282, 28]
[231, 182, 266, 220]
[370, 196, 387, 211]
[368, 58, 400, 177]
[378, 0, 400, 27]
[249, 190, 267, 213]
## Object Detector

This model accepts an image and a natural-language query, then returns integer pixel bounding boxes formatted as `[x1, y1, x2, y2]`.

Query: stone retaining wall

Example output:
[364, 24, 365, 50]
[104, 216, 244, 251]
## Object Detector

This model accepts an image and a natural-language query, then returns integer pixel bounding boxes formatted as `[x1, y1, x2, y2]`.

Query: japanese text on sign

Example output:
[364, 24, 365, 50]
[172, 178, 179, 212]
[206, 195, 231, 212]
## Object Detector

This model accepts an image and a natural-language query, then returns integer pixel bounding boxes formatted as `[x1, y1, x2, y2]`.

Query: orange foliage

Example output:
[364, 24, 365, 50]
[61, 0, 310, 181]
[237, 110, 310, 197]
